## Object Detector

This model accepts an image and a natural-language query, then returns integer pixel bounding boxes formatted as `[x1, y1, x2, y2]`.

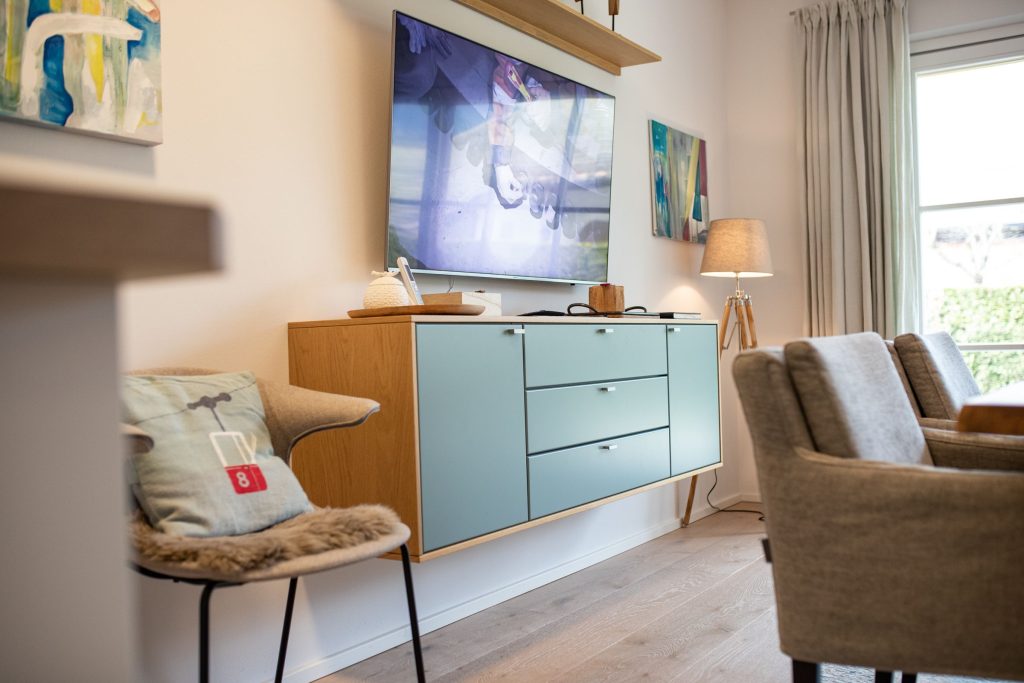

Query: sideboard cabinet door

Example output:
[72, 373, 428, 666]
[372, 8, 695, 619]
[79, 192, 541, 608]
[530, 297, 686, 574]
[416, 324, 529, 551]
[666, 325, 721, 475]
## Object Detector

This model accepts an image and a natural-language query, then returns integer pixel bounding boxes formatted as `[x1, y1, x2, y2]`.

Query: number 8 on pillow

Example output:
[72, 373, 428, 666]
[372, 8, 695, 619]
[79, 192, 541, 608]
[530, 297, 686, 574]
[210, 432, 269, 494]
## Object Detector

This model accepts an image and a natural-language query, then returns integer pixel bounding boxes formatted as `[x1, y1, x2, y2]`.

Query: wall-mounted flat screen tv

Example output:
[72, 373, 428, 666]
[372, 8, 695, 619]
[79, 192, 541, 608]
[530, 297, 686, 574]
[386, 12, 615, 284]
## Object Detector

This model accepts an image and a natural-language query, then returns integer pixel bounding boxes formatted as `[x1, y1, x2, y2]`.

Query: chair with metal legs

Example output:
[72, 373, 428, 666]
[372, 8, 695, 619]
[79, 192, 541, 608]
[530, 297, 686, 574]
[125, 368, 426, 682]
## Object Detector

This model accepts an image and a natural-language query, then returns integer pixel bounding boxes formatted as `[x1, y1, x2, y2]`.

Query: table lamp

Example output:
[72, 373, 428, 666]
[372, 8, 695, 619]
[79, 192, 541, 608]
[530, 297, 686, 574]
[699, 218, 773, 352]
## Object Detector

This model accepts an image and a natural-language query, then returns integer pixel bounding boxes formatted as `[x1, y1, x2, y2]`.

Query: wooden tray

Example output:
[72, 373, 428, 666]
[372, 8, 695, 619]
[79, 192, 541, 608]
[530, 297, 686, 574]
[347, 304, 485, 318]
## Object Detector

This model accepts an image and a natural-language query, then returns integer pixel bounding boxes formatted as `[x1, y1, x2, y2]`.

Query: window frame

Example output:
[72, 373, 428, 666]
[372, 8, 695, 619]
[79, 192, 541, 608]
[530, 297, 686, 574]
[910, 27, 1024, 354]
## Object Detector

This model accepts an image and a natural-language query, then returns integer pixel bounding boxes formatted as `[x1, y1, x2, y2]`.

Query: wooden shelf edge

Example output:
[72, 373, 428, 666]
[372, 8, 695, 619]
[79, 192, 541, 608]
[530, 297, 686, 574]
[452, 0, 661, 76]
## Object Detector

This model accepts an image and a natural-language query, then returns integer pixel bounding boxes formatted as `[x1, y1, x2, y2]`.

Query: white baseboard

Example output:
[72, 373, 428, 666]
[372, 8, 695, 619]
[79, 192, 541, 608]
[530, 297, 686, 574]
[282, 515, 684, 683]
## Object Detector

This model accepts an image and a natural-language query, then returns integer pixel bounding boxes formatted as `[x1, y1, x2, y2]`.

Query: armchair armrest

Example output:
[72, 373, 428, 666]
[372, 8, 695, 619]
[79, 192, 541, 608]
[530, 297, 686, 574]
[918, 416, 956, 431]
[923, 426, 1024, 471]
[767, 448, 1024, 676]
[256, 379, 380, 460]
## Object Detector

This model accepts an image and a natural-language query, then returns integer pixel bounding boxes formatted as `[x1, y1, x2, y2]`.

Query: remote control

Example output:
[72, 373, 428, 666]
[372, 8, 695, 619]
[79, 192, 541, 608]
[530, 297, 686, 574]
[395, 257, 424, 305]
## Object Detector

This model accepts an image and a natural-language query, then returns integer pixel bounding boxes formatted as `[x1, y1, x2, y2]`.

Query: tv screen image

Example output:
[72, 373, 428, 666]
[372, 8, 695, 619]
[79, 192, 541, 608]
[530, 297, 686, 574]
[387, 12, 615, 284]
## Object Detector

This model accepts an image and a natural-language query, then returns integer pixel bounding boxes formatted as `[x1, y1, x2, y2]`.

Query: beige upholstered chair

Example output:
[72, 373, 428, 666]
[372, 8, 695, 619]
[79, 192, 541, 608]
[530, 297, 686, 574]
[894, 331, 981, 424]
[733, 334, 1024, 683]
[124, 368, 425, 683]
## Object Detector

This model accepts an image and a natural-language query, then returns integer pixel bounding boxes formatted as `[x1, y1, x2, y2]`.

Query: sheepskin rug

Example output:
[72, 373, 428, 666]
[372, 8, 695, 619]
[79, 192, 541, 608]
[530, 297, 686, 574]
[131, 504, 400, 576]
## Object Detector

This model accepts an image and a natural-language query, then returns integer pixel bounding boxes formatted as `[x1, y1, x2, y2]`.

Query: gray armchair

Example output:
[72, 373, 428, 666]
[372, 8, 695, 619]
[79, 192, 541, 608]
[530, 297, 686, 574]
[894, 331, 982, 425]
[125, 368, 425, 683]
[733, 333, 1024, 683]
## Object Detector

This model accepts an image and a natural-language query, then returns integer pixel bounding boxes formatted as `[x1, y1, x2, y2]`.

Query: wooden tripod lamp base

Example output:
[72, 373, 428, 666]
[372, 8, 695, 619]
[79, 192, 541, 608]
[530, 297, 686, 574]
[719, 290, 760, 352]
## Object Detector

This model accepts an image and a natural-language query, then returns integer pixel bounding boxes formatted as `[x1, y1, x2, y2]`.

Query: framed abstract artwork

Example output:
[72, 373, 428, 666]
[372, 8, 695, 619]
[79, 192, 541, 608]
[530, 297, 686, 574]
[0, 0, 162, 145]
[648, 120, 709, 243]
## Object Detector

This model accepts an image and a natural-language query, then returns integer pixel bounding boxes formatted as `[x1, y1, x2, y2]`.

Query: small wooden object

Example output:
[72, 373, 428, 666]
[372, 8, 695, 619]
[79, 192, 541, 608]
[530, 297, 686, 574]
[589, 283, 624, 313]
[348, 304, 484, 318]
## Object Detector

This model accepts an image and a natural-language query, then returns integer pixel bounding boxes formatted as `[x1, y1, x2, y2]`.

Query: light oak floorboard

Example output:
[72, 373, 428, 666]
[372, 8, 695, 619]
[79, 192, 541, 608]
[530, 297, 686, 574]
[326, 508, 769, 682]
[326, 506, 1010, 683]
[433, 521, 765, 681]
[550, 559, 775, 682]
[670, 608, 790, 683]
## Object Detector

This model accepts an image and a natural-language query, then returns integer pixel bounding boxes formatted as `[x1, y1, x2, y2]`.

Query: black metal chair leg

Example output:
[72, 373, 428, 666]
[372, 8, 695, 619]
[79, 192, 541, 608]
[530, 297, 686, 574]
[400, 544, 426, 683]
[274, 577, 299, 683]
[875, 672, 894, 683]
[902, 675, 918, 683]
[792, 659, 820, 683]
[199, 582, 221, 683]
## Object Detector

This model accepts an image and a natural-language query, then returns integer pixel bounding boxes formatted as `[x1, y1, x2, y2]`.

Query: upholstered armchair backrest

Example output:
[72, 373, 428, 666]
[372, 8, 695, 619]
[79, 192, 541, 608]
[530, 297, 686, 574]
[884, 339, 922, 417]
[784, 333, 931, 465]
[894, 332, 981, 420]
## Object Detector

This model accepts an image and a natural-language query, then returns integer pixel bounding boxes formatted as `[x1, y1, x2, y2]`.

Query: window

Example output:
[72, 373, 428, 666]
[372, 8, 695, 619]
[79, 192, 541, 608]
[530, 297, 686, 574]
[912, 30, 1024, 391]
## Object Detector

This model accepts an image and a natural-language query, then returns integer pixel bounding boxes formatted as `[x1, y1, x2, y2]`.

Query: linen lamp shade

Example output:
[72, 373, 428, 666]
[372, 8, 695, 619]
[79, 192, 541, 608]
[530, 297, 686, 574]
[699, 218, 773, 278]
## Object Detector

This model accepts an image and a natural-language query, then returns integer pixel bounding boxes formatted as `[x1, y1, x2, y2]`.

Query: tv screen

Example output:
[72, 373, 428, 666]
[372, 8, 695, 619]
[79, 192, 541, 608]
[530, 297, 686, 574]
[386, 12, 615, 284]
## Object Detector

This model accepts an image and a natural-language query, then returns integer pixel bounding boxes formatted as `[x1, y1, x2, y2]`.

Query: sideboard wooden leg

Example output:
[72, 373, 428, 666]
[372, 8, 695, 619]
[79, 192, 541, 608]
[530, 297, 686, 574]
[681, 475, 699, 526]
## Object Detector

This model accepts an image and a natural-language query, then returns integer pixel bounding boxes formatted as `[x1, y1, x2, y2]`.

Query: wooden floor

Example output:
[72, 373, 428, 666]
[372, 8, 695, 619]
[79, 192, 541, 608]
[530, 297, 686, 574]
[325, 506, 791, 682]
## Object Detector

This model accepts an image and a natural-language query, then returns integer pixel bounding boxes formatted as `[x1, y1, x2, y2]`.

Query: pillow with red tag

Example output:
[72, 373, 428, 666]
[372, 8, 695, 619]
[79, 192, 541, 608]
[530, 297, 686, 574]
[122, 372, 311, 537]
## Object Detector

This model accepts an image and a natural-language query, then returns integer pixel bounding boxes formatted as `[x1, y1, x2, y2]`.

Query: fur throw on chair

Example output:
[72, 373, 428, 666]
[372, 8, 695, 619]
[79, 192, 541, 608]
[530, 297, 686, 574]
[131, 504, 401, 578]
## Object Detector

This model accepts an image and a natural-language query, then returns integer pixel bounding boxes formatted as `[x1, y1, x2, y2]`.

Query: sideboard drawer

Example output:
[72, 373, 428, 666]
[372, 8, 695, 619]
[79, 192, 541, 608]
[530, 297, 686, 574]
[528, 428, 670, 518]
[526, 376, 669, 454]
[524, 324, 667, 388]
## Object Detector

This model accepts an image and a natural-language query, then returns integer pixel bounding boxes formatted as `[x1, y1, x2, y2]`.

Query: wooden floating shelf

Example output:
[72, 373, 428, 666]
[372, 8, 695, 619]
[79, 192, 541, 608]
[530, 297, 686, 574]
[452, 0, 661, 76]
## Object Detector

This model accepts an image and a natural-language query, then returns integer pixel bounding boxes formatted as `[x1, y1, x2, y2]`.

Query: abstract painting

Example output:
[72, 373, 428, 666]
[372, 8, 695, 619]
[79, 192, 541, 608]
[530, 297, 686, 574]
[649, 120, 709, 243]
[0, 0, 161, 145]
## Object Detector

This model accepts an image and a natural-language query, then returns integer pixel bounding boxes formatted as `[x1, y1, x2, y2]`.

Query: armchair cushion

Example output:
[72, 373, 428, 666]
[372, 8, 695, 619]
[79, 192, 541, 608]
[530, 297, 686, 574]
[122, 371, 311, 537]
[784, 333, 931, 465]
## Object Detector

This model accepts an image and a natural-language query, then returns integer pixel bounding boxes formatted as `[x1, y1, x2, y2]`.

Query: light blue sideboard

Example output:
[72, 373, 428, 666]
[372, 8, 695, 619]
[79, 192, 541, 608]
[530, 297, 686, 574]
[288, 316, 722, 561]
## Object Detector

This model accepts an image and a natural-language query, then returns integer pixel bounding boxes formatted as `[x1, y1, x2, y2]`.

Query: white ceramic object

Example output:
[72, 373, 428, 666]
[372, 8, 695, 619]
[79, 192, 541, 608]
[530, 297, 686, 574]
[363, 271, 411, 308]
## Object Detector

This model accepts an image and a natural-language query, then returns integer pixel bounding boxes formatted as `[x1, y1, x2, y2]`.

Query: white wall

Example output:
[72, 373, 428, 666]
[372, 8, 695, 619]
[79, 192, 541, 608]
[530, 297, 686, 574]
[0, 1, 744, 681]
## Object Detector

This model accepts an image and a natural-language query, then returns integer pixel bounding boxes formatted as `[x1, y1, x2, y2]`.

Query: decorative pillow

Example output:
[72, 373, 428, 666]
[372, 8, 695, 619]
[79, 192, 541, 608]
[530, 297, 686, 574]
[122, 371, 312, 537]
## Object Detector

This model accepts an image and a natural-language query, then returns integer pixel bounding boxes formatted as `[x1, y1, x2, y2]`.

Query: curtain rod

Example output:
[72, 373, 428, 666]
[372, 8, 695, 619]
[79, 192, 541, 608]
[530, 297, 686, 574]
[910, 32, 1024, 56]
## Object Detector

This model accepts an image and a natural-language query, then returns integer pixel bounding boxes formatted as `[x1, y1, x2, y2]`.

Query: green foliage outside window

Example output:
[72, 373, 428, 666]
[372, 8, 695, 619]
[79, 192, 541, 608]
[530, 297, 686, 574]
[934, 286, 1024, 392]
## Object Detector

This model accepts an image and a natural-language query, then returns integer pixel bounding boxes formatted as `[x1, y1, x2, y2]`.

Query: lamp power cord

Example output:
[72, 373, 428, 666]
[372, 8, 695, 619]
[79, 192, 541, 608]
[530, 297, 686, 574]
[704, 470, 765, 521]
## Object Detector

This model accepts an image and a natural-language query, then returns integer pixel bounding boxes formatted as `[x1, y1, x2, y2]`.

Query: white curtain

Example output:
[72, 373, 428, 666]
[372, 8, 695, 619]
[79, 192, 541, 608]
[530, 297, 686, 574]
[796, 0, 920, 338]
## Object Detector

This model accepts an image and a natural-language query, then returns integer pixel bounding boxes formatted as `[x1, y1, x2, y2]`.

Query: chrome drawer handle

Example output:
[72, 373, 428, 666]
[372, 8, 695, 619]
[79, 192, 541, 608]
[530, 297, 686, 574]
[600, 444, 619, 450]
[600, 386, 617, 392]
[668, 327, 682, 333]
[597, 328, 615, 334]
[507, 328, 526, 335]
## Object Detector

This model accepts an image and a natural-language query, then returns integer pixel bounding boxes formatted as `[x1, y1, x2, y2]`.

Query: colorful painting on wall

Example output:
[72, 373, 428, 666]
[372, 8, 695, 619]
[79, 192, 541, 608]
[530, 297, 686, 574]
[0, 0, 162, 145]
[648, 120, 709, 243]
